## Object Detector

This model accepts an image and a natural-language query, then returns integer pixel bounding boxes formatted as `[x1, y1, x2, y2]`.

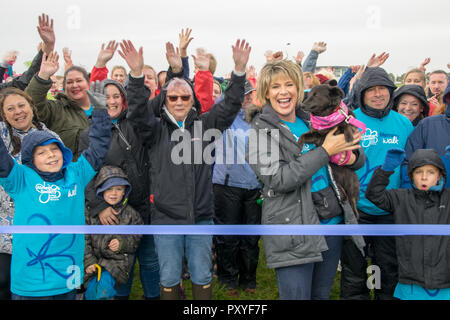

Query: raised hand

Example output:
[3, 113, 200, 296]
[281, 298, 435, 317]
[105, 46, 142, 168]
[247, 65, 257, 79]
[272, 51, 283, 62]
[294, 50, 304, 64]
[37, 13, 55, 54]
[350, 65, 361, 74]
[179, 27, 194, 58]
[86, 80, 107, 110]
[232, 39, 251, 73]
[62, 47, 73, 66]
[165, 41, 182, 73]
[95, 40, 119, 68]
[118, 39, 144, 77]
[192, 48, 210, 71]
[38, 51, 59, 80]
[419, 57, 431, 72]
[264, 50, 273, 62]
[312, 41, 327, 54]
[367, 52, 389, 68]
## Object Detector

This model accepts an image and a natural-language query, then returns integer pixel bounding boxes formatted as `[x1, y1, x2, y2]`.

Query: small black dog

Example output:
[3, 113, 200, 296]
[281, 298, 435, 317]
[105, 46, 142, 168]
[298, 84, 362, 217]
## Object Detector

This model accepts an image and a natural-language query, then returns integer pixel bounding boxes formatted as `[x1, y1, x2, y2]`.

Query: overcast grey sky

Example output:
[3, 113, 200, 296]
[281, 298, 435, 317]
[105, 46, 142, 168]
[2, 0, 449, 78]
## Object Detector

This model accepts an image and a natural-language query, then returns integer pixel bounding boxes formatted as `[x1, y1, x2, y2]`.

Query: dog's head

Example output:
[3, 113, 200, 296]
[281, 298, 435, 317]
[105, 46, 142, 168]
[302, 84, 345, 116]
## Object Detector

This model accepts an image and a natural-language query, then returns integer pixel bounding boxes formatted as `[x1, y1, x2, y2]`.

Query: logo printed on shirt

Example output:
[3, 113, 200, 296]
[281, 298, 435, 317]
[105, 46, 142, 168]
[35, 182, 61, 204]
[361, 128, 378, 148]
[379, 132, 399, 145]
[67, 184, 77, 198]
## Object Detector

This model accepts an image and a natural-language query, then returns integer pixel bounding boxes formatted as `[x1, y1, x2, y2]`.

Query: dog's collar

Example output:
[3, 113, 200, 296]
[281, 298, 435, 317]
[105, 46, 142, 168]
[309, 101, 366, 133]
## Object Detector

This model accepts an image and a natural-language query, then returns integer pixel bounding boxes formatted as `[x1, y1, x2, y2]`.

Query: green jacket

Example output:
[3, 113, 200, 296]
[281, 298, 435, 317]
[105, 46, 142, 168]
[25, 75, 90, 157]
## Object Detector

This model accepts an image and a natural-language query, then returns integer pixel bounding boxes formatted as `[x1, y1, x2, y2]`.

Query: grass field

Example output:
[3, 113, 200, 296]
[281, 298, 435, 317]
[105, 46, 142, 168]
[129, 240, 344, 300]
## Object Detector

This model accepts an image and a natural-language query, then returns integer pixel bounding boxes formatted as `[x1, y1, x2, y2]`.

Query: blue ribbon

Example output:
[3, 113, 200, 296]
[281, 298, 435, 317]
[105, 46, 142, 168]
[1, 224, 450, 236]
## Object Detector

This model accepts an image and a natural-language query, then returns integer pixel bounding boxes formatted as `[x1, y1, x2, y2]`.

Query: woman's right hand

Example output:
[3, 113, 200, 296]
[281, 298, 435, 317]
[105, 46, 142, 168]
[98, 206, 119, 225]
[38, 51, 59, 80]
[321, 127, 362, 156]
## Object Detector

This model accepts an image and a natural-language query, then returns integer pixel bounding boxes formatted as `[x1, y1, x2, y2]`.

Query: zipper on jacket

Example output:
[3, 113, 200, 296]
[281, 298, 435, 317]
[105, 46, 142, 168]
[113, 122, 132, 151]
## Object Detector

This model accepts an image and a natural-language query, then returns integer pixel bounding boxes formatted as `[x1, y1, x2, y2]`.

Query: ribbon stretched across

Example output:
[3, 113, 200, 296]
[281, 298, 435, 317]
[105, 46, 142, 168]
[1, 225, 450, 236]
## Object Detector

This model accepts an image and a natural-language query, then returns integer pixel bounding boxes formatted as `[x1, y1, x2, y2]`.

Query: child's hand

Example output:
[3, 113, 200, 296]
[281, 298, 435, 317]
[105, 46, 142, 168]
[108, 239, 120, 252]
[86, 264, 97, 274]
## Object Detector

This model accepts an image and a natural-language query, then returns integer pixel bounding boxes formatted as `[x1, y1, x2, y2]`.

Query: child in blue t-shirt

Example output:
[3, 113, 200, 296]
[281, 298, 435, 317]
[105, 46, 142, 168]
[366, 148, 450, 300]
[0, 81, 111, 299]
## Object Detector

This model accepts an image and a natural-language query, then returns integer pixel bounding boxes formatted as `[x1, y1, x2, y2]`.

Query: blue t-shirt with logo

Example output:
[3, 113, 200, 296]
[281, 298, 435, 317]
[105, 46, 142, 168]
[0, 155, 96, 297]
[281, 117, 343, 224]
[353, 109, 413, 215]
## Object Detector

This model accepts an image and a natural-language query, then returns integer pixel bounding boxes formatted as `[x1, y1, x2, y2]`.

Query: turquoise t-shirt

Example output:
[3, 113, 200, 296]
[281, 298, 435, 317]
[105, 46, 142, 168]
[394, 283, 450, 300]
[281, 117, 343, 225]
[177, 121, 183, 128]
[0, 155, 96, 297]
[84, 105, 94, 117]
[353, 109, 413, 215]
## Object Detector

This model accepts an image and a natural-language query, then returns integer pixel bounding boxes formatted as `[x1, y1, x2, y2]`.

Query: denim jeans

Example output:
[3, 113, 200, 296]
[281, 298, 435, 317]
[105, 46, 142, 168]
[11, 289, 77, 300]
[153, 220, 213, 287]
[115, 234, 160, 298]
[275, 235, 343, 300]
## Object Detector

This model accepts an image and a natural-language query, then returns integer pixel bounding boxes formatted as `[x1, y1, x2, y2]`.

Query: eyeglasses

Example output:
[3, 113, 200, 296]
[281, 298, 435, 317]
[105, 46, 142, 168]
[167, 95, 191, 102]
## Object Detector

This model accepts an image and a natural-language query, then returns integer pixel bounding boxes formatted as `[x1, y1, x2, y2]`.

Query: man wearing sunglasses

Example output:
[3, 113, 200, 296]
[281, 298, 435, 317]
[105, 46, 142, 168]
[120, 38, 251, 300]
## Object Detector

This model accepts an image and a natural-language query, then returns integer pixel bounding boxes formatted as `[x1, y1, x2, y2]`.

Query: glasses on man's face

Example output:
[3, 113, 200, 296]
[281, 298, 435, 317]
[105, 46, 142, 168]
[167, 95, 191, 102]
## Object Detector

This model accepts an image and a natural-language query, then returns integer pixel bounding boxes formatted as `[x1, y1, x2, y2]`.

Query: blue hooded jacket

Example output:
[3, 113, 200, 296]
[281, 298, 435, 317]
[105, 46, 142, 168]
[403, 83, 450, 188]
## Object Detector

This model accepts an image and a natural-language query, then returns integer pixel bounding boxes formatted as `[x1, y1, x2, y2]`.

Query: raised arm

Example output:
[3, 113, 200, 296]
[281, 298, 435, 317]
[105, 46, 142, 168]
[192, 49, 214, 113]
[1, 13, 55, 91]
[302, 41, 327, 73]
[0, 135, 15, 178]
[119, 40, 158, 147]
[179, 28, 193, 80]
[25, 51, 60, 126]
[82, 81, 111, 171]
[366, 149, 405, 212]
[202, 39, 250, 132]
[89, 40, 119, 85]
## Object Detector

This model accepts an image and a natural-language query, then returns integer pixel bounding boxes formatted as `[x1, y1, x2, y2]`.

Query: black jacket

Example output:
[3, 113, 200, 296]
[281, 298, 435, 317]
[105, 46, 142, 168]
[77, 111, 151, 222]
[126, 68, 245, 225]
[0, 50, 43, 91]
[366, 149, 450, 289]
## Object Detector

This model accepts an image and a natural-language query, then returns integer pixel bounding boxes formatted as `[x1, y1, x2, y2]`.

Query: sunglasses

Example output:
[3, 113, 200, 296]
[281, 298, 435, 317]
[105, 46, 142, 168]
[167, 95, 191, 102]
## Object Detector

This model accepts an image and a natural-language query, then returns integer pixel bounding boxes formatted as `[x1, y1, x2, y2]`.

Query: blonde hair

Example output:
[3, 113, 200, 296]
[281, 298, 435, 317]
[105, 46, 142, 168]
[303, 71, 320, 88]
[257, 60, 304, 107]
[404, 68, 426, 87]
[208, 53, 217, 75]
[110, 65, 127, 77]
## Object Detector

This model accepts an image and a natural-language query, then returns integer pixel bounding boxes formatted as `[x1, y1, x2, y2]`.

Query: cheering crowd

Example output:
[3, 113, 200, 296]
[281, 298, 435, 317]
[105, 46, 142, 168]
[0, 13, 449, 301]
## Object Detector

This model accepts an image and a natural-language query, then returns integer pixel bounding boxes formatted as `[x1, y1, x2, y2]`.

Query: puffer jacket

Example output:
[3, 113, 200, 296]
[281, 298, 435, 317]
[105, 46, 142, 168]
[126, 67, 245, 225]
[25, 75, 90, 156]
[366, 149, 450, 289]
[84, 166, 143, 286]
[245, 104, 365, 269]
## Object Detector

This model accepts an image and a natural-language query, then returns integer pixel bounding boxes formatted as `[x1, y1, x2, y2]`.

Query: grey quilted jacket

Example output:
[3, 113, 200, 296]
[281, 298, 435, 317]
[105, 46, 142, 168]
[246, 104, 365, 269]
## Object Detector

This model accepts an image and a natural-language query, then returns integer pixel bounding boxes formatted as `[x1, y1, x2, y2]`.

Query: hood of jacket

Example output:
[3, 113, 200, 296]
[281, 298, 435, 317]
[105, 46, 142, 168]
[94, 165, 131, 201]
[392, 84, 429, 123]
[357, 67, 397, 119]
[407, 148, 447, 188]
[21, 130, 73, 181]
